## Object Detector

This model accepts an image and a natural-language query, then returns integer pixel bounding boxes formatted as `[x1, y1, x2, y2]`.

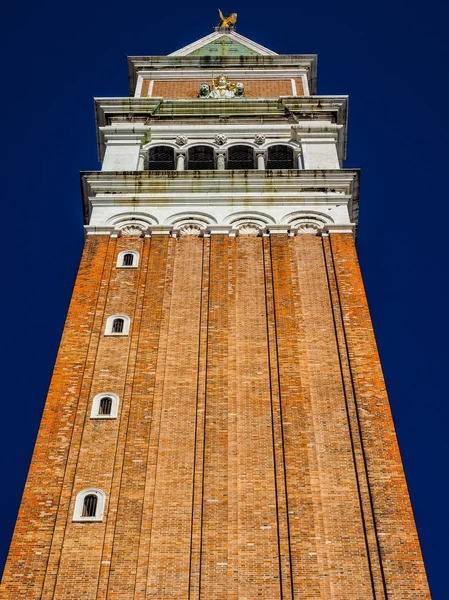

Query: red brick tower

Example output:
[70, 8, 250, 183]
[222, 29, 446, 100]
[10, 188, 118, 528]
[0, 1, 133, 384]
[0, 17, 431, 600]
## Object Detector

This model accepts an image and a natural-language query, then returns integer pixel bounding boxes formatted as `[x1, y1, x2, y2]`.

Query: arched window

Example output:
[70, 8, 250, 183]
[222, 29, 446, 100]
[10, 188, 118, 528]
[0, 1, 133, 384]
[145, 146, 175, 170]
[105, 314, 130, 336]
[227, 145, 255, 170]
[82, 494, 98, 517]
[112, 318, 124, 333]
[73, 488, 106, 522]
[117, 250, 139, 268]
[266, 145, 295, 169]
[187, 146, 214, 170]
[90, 392, 120, 419]
[99, 396, 113, 415]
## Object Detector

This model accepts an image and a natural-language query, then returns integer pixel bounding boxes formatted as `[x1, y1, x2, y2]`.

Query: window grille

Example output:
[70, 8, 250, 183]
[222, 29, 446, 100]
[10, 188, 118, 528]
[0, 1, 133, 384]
[123, 253, 134, 266]
[266, 145, 294, 169]
[227, 146, 255, 170]
[112, 318, 124, 333]
[82, 494, 98, 518]
[99, 397, 113, 415]
[145, 146, 175, 170]
[187, 146, 214, 170]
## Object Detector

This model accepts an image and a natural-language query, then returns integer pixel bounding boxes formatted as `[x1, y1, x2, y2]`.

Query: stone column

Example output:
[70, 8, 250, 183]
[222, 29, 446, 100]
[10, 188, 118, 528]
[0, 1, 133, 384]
[256, 152, 265, 170]
[176, 153, 186, 171]
[216, 152, 226, 170]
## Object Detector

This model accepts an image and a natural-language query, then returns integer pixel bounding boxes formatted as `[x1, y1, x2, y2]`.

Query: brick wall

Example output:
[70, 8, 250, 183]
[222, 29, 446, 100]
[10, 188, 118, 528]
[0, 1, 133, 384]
[0, 233, 430, 599]
[148, 78, 303, 98]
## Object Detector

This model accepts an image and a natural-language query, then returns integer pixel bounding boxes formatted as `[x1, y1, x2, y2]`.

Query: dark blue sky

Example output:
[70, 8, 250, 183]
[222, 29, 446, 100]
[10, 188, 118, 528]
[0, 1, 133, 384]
[1, 0, 447, 595]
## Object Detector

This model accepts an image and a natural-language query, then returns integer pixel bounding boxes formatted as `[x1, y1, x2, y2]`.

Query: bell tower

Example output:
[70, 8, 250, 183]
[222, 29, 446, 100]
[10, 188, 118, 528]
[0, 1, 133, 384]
[1, 14, 431, 600]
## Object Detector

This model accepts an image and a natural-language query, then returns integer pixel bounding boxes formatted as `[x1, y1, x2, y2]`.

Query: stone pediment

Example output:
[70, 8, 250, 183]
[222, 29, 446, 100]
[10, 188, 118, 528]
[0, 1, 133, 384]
[169, 31, 277, 57]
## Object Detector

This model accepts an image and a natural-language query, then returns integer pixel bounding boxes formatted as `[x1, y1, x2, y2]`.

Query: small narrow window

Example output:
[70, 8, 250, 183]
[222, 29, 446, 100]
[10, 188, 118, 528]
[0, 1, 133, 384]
[112, 318, 124, 333]
[82, 494, 98, 518]
[99, 397, 113, 415]
[105, 314, 130, 336]
[90, 392, 119, 419]
[117, 250, 139, 268]
[73, 488, 106, 522]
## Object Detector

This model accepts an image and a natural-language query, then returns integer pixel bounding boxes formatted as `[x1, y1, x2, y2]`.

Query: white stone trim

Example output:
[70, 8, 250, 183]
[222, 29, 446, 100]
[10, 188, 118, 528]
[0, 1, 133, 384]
[90, 392, 120, 419]
[291, 79, 297, 96]
[169, 31, 277, 57]
[282, 210, 334, 226]
[265, 224, 291, 235]
[325, 224, 356, 234]
[137, 68, 307, 81]
[224, 211, 275, 226]
[206, 225, 233, 235]
[135, 75, 143, 98]
[116, 250, 139, 268]
[73, 488, 106, 522]
[148, 79, 154, 97]
[149, 225, 173, 235]
[104, 314, 131, 336]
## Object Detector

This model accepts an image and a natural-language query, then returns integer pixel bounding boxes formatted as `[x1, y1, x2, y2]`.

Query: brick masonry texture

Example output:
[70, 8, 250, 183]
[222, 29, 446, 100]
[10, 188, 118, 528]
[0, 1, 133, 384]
[0, 233, 431, 599]
[149, 79, 303, 98]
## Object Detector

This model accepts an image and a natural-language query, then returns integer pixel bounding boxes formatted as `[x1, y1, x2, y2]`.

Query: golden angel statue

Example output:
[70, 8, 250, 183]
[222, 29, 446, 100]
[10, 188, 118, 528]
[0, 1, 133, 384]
[217, 9, 237, 28]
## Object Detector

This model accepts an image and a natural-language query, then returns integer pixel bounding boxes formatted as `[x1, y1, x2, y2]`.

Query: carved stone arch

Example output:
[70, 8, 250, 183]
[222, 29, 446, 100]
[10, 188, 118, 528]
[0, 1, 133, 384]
[264, 140, 299, 150]
[282, 210, 334, 225]
[107, 213, 158, 237]
[226, 140, 259, 151]
[141, 140, 179, 153]
[224, 211, 275, 225]
[182, 141, 218, 151]
[282, 210, 333, 233]
[225, 211, 275, 235]
[166, 211, 217, 237]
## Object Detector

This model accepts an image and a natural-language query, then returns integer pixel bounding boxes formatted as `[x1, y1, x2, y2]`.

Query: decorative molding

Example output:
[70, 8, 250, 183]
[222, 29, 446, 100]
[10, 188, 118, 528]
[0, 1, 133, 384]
[283, 210, 334, 227]
[225, 211, 275, 226]
[254, 134, 265, 146]
[215, 133, 228, 145]
[121, 225, 145, 237]
[295, 222, 320, 234]
[178, 223, 205, 236]
[236, 222, 264, 235]
[175, 135, 188, 146]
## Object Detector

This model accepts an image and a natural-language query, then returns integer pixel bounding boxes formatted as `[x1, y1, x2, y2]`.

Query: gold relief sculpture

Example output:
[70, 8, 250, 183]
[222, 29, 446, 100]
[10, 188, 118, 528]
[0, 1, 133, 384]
[198, 74, 244, 98]
[217, 9, 237, 28]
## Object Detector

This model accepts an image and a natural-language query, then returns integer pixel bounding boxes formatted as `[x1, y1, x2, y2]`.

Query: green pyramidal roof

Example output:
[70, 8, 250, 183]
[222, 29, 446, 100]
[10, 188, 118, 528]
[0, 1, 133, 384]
[186, 35, 259, 57]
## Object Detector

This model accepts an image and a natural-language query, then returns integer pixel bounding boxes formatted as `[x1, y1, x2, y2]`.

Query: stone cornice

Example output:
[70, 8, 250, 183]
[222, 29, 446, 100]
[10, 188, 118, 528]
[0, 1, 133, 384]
[80, 169, 359, 227]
